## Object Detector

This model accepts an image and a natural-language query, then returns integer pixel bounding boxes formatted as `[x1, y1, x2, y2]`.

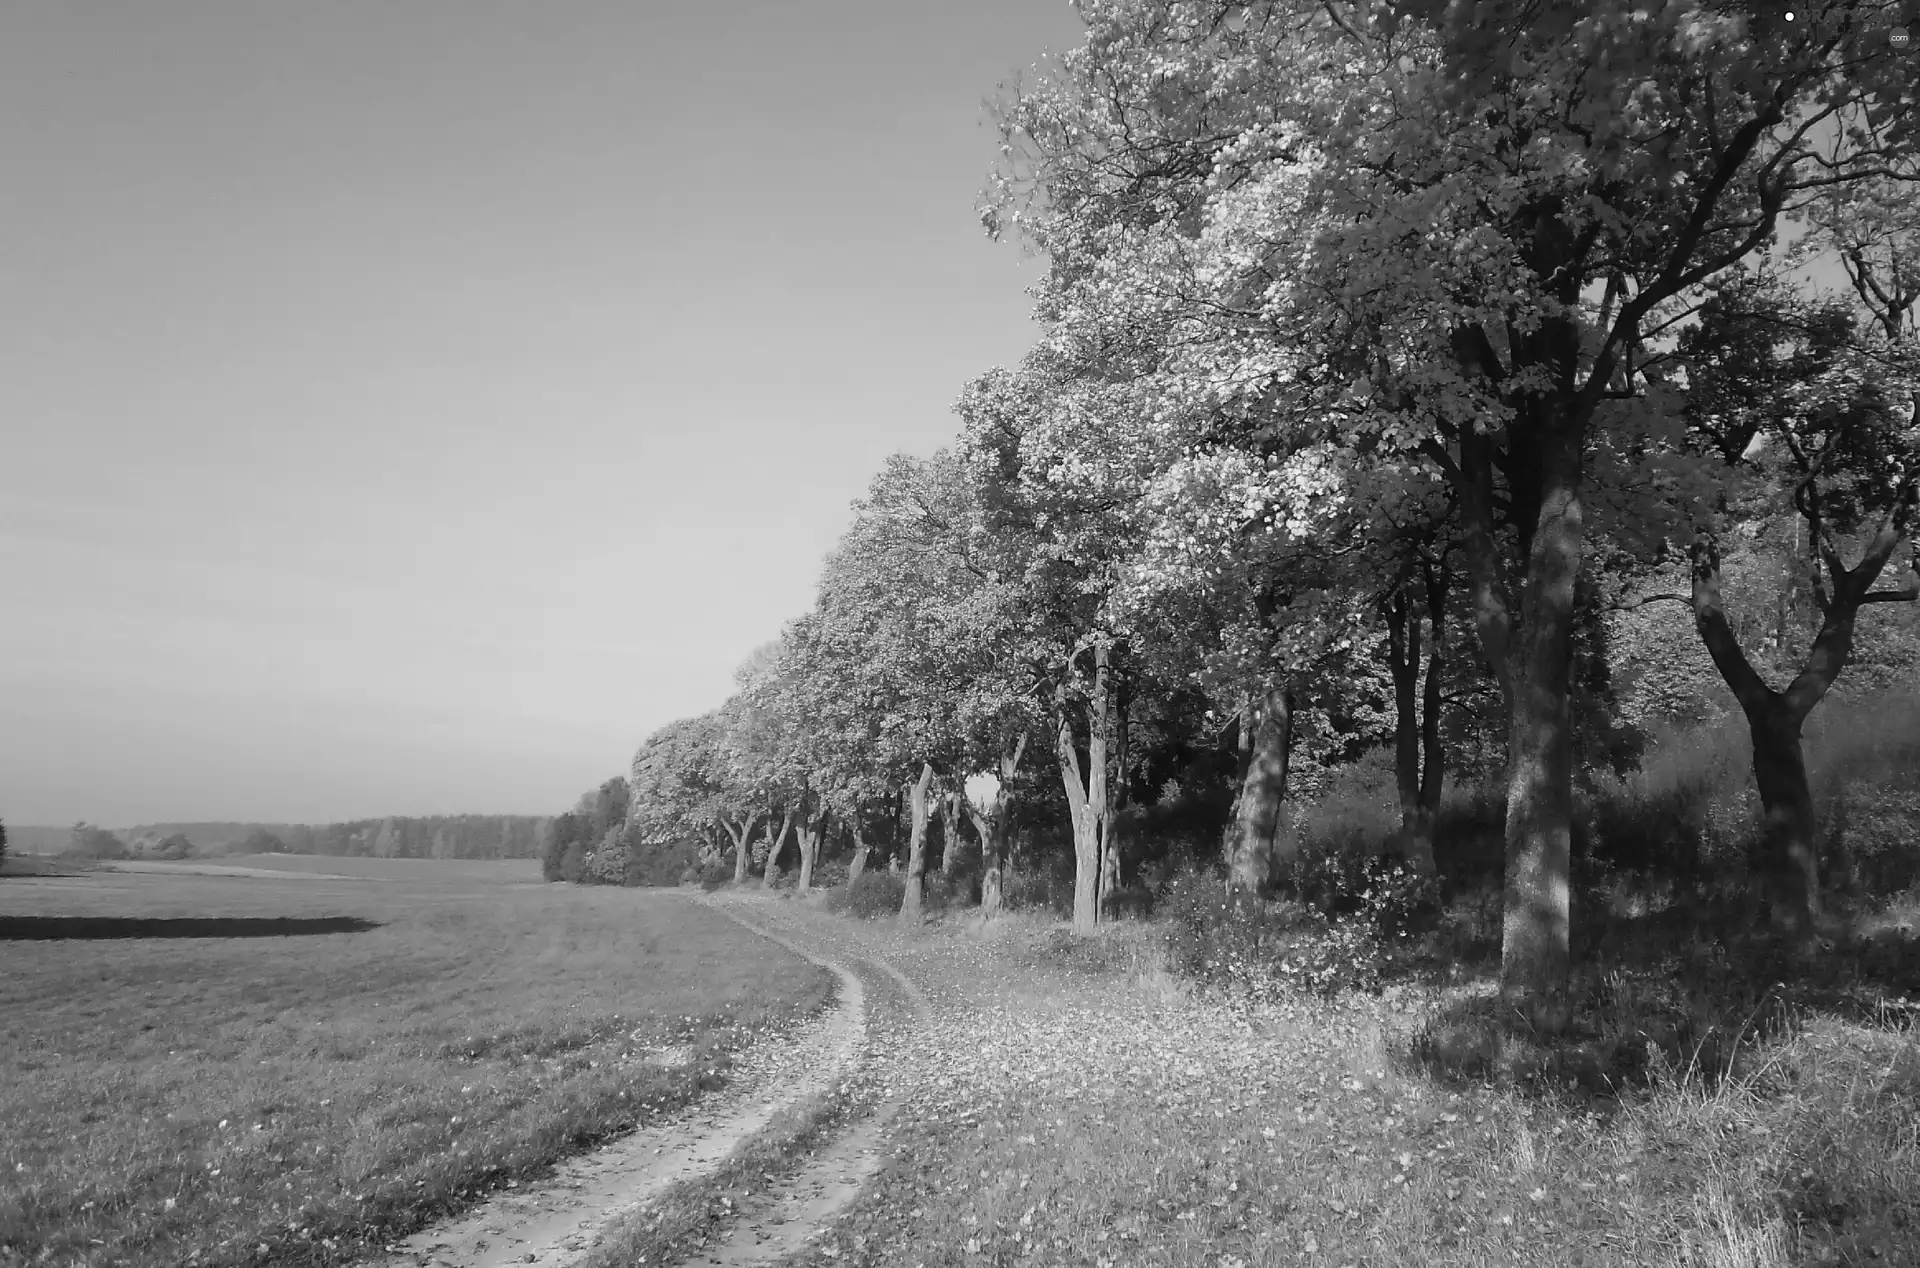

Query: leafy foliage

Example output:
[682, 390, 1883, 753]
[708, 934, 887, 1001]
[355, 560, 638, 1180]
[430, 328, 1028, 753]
[63, 823, 127, 861]
[1157, 865, 1426, 999]
[822, 872, 911, 920]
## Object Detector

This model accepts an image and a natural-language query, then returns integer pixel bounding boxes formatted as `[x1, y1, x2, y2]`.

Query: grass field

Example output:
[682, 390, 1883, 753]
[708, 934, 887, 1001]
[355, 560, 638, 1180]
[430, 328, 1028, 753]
[222, 854, 544, 883]
[0, 862, 835, 1268]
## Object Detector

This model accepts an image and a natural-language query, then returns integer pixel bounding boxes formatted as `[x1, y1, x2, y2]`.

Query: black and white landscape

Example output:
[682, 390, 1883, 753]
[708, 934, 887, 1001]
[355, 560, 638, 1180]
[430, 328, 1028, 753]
[4, 3, 1918, 1266]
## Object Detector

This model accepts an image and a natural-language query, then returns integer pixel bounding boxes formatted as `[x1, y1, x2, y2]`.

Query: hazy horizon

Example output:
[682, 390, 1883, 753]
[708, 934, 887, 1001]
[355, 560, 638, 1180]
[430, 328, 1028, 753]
[1, 1, 1084, 827]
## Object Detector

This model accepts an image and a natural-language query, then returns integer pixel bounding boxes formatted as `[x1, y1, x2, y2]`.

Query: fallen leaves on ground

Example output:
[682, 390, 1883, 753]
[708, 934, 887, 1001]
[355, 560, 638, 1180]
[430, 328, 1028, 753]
[755, 904, 1912, 1268]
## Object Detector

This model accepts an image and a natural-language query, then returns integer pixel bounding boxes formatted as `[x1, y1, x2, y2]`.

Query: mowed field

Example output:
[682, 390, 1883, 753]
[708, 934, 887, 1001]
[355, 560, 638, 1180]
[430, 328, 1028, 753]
[0, 861, 835, 1268]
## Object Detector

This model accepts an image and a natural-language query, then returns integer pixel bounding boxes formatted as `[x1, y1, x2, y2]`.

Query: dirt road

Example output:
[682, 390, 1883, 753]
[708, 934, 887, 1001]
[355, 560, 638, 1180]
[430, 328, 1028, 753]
[378, 892, 926, 1268]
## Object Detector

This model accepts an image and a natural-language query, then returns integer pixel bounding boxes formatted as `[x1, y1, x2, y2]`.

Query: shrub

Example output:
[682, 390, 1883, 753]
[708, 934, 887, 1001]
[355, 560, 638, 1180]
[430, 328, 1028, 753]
[1290, 752, 1399, 867]
[920, 871, 965, 911]
[1103, 881, 1156, 920]
[132, 832, 194, 861]
[1280, 814, 1439, 936]
[541, 813, 585, 883]
[63, 824, 128, 861]
[810, 857, 851, 890]
[822, 871, 907, 919]
[1807, 686, 1920, 898]
[237, 827, 286, 855]
[1002, 856, 1076, 917]
[1436, 712, 1769, 903]
[1157, 866, 1401, 999]
[1125, 781, 1236, 880]
[626, 836, 703, 887]
[583, 847, 627, 885]
[1827, 781, 1920, 896]
[935, 830, 981, 889]
[1421, 884, 1505, 964]
[1432, 781, 1507, 886]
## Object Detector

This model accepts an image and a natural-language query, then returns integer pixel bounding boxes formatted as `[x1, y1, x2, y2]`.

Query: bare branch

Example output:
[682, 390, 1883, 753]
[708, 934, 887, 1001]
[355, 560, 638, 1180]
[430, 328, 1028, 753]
[1610, 592, 1691, 612]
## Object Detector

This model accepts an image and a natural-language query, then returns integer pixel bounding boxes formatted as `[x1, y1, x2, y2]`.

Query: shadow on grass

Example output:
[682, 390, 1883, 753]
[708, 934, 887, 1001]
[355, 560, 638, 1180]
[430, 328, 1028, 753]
[1399, 883, 1920, 1099]
[0, 915, 382, 940]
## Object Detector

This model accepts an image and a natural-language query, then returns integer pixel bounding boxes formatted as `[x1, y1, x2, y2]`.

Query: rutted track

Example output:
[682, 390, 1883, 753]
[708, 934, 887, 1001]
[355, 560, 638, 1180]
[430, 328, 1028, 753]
[378, 893, 925, 1268]
[675, 896, 930, 1266]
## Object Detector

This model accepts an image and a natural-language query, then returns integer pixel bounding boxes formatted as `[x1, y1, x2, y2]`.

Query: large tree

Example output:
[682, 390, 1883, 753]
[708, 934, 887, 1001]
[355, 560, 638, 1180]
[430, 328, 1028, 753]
[955, 364, 1163, 931]
[1676, 273, 1918, 926]
[629, 710, 738, 876]
[725, 642, 810, 887]
[806, 452, 989, 919]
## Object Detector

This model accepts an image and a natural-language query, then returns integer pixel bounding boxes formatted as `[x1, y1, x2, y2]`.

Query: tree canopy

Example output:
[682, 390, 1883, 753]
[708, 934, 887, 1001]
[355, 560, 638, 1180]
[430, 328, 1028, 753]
[602, 0, 1919, 997]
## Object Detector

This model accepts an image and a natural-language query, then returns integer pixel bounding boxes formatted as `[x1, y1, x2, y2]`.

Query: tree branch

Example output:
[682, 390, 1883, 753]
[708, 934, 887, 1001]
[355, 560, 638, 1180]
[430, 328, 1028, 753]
[1610, 592, 1691, 612]
[1689, 534, 1776, 715]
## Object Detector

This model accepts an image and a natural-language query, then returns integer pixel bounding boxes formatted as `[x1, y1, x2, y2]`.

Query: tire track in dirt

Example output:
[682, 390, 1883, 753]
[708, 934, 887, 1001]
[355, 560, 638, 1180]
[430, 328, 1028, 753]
[377, 895, 880, 1268]
[677, 898, 931, 1267]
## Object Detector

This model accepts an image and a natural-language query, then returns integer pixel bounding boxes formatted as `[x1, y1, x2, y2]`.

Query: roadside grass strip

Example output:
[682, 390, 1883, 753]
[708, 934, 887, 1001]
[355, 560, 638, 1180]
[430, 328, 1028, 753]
[774, 909, 1919, 1268]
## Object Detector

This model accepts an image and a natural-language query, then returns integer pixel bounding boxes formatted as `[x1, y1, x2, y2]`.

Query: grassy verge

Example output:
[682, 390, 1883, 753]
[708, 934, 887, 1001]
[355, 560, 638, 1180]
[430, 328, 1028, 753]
[0, 872, 833, 1268]
[787, 903, 1919, 1268]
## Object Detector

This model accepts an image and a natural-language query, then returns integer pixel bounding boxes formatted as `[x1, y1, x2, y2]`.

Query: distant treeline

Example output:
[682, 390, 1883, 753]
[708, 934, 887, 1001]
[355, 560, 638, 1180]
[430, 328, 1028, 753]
[31, 816, 552, 862]
[3, 825, 71, 855]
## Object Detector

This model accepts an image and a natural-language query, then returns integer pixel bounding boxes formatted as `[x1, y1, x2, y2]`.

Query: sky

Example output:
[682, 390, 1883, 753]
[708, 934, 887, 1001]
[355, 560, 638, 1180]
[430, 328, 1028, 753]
[0, 0, 1087, 827]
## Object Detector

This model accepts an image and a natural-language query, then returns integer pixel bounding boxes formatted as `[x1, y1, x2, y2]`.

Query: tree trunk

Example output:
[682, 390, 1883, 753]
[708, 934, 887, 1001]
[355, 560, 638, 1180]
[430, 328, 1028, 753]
[1687, 523, 1916, 933]
[1057, 644, 1110, 934]
[1223, 691, 1255, 872]
[1455, 428, 1518, 725]
[726, 816, 757, 884]
[1388, 589, 1425, 865]
[1056, 710, 1098, 934]
[1748, 699, 1821, 930]
[1100, 678, 1130, 915]
[968, 801, 1005, 916]
[759, 808, 793, 887]
[1776, 516, 1803, 656]
[968, 734, 1026, 919]
[1499, 416, 1584, 997]
[848, 822, 870, 882]
[1387, 577, 1446, 876]
[1454, 413, 1576, 997]
[898, 762, 935, 923]
[1225, 687, 1292, 892]
[1417, 579, 1447, 864]
[1233, 690, 1255, 785]
[939, 789, 963, 878]
[795, 806, 826, 895]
